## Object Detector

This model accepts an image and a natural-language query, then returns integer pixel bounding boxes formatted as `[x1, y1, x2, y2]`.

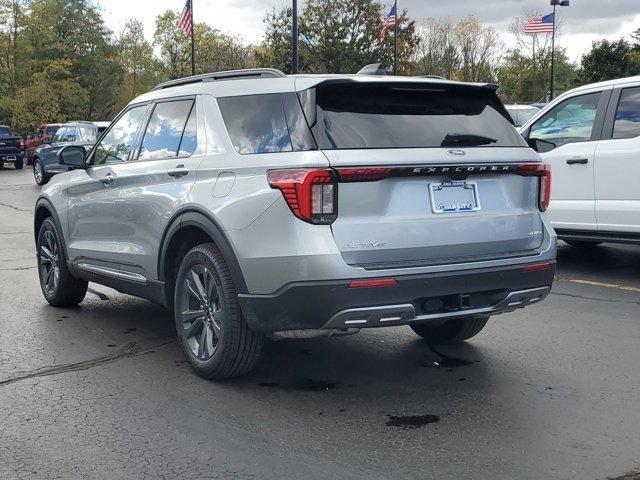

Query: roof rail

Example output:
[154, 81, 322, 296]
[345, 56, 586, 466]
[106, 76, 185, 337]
[152, 68, 287, 91]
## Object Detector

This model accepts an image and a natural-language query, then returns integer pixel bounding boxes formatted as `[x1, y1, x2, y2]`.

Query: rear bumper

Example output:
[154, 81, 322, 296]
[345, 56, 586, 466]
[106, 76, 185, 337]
[238, 262, 555, 333]
[0, 152, 25, 163]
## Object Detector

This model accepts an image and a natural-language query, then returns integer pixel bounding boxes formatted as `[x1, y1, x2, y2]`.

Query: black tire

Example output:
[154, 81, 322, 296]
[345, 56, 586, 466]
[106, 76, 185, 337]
[564, 240, 602, 248]
[411, 316, 489, 344]
[15, 157, 23, 170]
[33, 159, 49, 185]
[174, 243, 263, 380]
[37, 218, 88, 307]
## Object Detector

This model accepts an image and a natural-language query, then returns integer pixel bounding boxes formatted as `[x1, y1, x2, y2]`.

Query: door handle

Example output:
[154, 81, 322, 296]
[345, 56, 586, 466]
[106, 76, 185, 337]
[101, 173, 114, 185]
[566, 158, 589, 165]
[168, 165, 189, 178]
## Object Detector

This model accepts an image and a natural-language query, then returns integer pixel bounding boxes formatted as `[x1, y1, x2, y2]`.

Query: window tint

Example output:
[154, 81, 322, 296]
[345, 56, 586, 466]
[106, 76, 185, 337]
[46, 126, 59, 135]
[177, 106, 197, 157]
[613, 87, 640, 139]
[139, 100, 195, 161]
[218, 94, 292, 154]
[299, 83, 525, 150]
[93, 106, 146, 165]
[529, 92, 601, 152]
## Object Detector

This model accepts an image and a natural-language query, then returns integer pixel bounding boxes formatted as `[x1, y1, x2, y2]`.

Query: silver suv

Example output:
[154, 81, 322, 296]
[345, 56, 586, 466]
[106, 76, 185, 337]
[34, 69, 556, 379]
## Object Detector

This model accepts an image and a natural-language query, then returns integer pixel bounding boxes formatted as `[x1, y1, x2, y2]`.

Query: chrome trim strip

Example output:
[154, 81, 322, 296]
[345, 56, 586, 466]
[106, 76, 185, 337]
[321, 287, 551, 329]
[77, 263, 147, 284]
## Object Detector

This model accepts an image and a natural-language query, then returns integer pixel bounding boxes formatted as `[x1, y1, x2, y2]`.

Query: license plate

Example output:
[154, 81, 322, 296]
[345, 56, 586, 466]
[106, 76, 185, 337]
[429, 181, 481, 214]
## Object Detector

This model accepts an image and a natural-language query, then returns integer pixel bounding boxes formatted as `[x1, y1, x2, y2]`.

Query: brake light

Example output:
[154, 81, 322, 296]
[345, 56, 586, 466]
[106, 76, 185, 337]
[519, 163, 552, 212]
[523, 262, 552, 272]
[267, 169, 337, 224]
[335, 167, 392, 182]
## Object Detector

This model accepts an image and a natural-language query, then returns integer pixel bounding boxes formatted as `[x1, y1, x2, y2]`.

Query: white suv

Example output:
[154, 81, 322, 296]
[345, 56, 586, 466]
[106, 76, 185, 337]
[520, 76, 640, 247]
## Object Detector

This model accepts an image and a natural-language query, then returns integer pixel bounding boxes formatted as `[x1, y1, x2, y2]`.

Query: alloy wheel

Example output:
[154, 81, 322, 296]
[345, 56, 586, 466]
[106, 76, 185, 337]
[34, 161, 43, 183]
[179, 265, 223, 360]
[39, 229, 60, 295]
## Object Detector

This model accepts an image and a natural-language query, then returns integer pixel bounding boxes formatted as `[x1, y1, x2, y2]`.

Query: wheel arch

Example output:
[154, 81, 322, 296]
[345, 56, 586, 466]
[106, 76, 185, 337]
[158, 208, 248, 299]
[34, 197, 65, 248]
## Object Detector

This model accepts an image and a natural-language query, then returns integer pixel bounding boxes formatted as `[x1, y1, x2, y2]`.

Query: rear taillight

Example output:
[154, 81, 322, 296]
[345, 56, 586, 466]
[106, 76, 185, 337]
[267, 169, 338, 224]
[335, 167, 392, 182]
[519, 163, 552, 212]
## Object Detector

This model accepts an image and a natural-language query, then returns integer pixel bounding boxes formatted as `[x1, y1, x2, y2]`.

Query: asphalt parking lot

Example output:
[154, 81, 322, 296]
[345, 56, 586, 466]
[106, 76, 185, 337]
[0, 166, 639, 480]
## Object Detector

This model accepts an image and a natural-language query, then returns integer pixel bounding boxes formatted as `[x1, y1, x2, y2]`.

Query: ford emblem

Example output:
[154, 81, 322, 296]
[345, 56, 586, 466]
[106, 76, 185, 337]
[447, 149, 466, 156]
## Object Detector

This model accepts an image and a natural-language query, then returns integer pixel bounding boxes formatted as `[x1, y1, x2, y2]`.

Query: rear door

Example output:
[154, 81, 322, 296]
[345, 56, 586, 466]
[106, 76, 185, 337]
[105, 96, 203, 281]
[525, 89, 610, 231]
[593, 84, 640, 233]
[298, 81, 546, 268]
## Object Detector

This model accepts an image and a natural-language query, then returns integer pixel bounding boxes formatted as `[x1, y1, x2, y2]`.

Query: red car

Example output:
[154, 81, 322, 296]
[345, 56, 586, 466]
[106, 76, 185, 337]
[25, 124, 62, 165]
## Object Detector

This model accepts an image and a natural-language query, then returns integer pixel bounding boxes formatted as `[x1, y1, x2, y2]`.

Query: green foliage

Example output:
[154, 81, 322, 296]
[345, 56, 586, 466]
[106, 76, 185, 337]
[256, 0, 418, 74]
[577, 39, 640, 84]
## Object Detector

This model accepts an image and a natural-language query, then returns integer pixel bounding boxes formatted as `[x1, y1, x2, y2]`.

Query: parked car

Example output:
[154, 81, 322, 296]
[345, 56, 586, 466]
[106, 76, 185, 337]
[25, 123, 63, 164]
[0, 125, 26, 170]
[34, 69, 556, 379]
[505, 104, 541, 127]
[32, 121, 109, 185]
[520, 75, 640, 247]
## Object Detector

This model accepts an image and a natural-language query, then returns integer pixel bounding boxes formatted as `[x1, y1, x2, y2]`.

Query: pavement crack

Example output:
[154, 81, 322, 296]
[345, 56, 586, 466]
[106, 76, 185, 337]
[0, 265, 37, 271]
[0, 339, 175, 387]
[0, 201, 31, 212]
[551, 291, 640, 306]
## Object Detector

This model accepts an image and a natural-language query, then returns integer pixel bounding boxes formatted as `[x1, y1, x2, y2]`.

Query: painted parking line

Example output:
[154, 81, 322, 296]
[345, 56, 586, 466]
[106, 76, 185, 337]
[570, 279, 640, 293]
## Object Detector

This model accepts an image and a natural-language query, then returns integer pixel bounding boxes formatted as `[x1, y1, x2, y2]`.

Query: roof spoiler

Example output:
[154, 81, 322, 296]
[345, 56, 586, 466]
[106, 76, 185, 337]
[152, 68, 287, 91]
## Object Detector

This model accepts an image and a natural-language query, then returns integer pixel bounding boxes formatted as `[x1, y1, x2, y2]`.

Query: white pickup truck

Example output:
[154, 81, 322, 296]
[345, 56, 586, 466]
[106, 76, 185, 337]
[520, 76, 640, 247]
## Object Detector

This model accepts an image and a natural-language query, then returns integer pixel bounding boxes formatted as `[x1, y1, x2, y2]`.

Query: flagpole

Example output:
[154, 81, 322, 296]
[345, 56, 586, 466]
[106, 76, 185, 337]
[549, 3, 556, 100]
[393, 0, 398, 75]
[190, 0, 195, 76]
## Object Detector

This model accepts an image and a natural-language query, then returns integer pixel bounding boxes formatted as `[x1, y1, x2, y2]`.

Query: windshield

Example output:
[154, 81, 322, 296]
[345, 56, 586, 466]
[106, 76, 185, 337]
[299, 82, 526, 149]
[507, 107, 540, 127]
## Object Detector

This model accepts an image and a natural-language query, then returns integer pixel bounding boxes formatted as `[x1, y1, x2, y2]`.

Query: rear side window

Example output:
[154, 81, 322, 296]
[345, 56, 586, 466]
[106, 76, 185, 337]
[0, 127, 11, 137]
[613, 87, 640, 139]
[139, 100, 195, 161]
[218, 94, 292, 154]
[299, 82, 526, 149]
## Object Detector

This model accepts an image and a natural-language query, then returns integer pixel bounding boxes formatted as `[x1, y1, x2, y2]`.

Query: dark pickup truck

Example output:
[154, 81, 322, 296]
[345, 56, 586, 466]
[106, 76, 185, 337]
[0, 125, 25, 170]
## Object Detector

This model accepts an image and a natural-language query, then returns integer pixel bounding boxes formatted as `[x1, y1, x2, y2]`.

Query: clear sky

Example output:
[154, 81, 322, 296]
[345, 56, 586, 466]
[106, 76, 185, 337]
[99, 0, 640, 65]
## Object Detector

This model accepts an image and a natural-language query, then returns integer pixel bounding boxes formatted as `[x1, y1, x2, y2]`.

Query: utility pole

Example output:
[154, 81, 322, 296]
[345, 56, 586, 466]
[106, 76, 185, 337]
[549, 0, 570, 100]
[292, 0, 299, 74]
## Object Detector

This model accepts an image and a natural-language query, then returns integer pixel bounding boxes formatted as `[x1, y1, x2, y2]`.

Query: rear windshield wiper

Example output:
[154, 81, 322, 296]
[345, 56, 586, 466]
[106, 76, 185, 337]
[441, 134, 498, 147]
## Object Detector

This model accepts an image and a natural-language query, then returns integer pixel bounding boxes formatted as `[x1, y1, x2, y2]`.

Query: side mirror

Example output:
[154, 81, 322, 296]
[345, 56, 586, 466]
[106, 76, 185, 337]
[58, 145, 87, 168]
[527, 137, 539, 152]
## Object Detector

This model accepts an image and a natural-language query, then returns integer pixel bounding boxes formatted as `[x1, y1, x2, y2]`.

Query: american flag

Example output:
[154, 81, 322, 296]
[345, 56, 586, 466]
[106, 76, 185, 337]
[524, 12, 555, 34]
[379, 5, 397, 41]
[178, 0, 193, 36]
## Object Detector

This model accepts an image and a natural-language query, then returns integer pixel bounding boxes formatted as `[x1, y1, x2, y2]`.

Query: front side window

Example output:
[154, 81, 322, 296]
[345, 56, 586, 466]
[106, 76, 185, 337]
[139, 100, 195, 161]
[613, 87, 640, 140]
[45, 126, 59, 136]
[529, 92, 601, 152]
[93, 106, 146, 165]
[218, 94, 292, 154]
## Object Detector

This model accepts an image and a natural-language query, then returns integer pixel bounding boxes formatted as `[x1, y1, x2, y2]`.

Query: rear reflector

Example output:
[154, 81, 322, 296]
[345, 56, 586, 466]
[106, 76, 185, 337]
[523, 262, 552, 272]
[335, 167, 392, 182]
[267, 169, 338, 224]
[348, 278, 398, 288]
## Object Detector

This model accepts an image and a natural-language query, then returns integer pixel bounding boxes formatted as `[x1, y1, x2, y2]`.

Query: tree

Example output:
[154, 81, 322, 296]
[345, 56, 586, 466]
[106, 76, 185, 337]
[413, 18, 460, 79]
[455, 17, 502, 82]
[257, 0, 418, 74]
[577, 39, 640, 84]
[154, 10, 255, 79]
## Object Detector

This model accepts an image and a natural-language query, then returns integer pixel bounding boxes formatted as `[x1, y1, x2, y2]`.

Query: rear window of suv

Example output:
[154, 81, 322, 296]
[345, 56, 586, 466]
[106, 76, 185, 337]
[0, 127, 11, 137]
[300, 82, 526, 150]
